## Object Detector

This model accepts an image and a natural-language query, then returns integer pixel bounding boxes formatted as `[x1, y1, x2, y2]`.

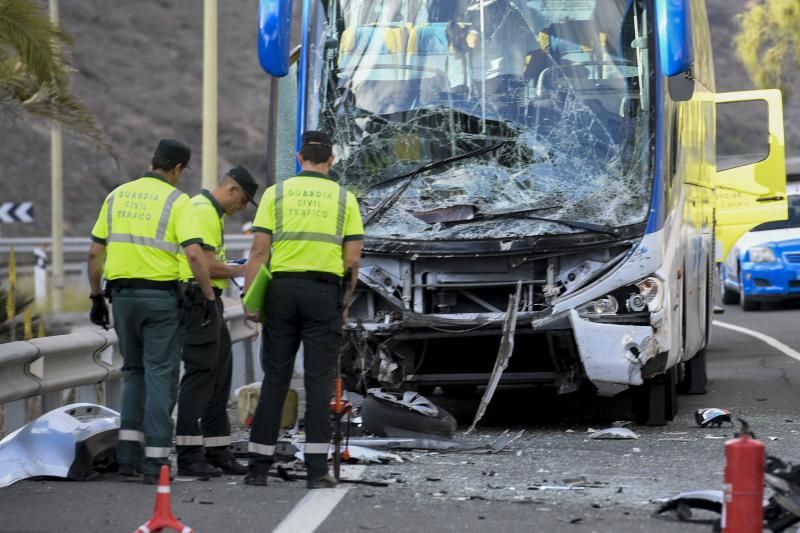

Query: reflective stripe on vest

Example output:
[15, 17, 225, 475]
[106, 188, 183, 254]
[273, 179, 347, 244]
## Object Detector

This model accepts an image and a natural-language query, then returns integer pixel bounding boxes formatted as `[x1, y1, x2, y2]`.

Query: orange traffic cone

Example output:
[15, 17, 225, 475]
[133, 465, 194, 533]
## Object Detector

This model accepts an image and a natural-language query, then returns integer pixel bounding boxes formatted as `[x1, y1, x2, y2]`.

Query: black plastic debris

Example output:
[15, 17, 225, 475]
[654, 490, 723, 520]
[694, 408, 732, 428]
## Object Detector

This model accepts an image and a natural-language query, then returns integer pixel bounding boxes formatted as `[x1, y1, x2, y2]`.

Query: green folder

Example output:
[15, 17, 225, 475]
[242, 264, 272, 314]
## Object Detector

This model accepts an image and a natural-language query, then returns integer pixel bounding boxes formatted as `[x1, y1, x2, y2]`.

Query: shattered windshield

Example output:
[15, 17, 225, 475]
[307, 0, 653, 240]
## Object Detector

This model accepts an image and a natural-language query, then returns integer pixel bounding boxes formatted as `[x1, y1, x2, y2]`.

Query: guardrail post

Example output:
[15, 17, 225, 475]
[104, 379, 122, 411]
[42, 390, 63, 413]
[75, 384, 97, 403]
[4, 400, 28, 433]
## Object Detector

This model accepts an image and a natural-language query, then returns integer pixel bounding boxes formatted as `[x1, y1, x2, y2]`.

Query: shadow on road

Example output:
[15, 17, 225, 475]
[430, 386, 636, 430]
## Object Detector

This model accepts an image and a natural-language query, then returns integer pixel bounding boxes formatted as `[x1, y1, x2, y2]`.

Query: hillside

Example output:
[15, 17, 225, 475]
[0, 0, 796, 238]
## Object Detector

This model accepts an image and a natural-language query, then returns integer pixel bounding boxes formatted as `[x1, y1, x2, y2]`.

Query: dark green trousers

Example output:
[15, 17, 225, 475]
[249, 276, 341, 477]
[112, 288, 180, 475]
[175, 292, 234, 466]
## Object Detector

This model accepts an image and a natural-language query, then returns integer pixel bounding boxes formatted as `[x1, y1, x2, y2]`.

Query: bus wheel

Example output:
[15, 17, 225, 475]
[632, 367, 677, 426]
[678, 348, 708, 395]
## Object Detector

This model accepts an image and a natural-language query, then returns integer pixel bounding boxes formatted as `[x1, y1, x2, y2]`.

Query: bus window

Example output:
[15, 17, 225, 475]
[717, 99, 769, 172]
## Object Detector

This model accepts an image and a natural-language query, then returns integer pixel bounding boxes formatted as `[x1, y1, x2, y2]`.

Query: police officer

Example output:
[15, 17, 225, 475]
[242, 131, 363, 488]
[87, 139, 216, 484]
[175, 165, 259, 477]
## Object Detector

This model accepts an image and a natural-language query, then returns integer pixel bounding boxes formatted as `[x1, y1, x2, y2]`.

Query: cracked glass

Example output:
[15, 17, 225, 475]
[307, 0, 653, 240]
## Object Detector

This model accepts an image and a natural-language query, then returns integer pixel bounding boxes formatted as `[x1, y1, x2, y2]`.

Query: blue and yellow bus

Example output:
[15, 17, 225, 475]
[257, 0, 786, 424]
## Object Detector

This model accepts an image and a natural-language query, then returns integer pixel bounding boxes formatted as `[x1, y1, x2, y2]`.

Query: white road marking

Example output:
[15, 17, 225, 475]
[714, 320, 800, 363]
[272, 465, 366, 533]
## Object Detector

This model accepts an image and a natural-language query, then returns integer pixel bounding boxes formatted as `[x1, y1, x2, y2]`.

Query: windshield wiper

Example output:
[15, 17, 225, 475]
[444, 210, 620, 237]
[362, 141, 512, 226]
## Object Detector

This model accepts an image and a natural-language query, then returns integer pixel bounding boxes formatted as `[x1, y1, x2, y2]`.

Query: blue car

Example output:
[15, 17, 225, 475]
[722, 186, 800, 310]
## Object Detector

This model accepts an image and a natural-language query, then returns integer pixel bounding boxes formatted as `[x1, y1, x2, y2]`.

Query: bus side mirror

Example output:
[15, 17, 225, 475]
[655, 0, 693, 77]
[258, 0, 294, 77]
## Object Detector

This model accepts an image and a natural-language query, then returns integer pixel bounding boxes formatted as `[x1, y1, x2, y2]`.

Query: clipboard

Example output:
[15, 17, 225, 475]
[242, 264, 272, 314]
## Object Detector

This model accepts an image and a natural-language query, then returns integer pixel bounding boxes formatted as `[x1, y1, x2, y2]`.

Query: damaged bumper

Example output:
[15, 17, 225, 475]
[568, 309, 659, 396]
[346, 231, 671, 395]
[0, 403, 119, 487]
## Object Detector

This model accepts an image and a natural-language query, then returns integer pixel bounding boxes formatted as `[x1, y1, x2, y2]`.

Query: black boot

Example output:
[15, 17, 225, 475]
[178, 461, 223, 478]
[307, 473, 337, 489]
[207, 451, 248, 476]
[244, 456, 272, 486]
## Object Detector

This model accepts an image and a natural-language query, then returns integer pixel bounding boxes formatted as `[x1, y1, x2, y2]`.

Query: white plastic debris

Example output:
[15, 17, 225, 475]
[589, 427, 639, 440]
[294, 445, 403, 464]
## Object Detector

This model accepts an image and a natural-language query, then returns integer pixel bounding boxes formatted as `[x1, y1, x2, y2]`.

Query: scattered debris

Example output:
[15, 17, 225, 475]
[0, 403, 119, 488]
[276, 465, 295, 481]
[367, 389, 439, 417]
[528, 485, 585, 491]
[589, 427, 639, 440]
[348, 429, 524, 454]
[654, 490, 723, 519]
[765, 455, 800, 519]
[466, 282, 522, 433]
[694, 408, 732, 428]
[361, 392, 457, 438]
[426, 476, 441, 482]
[296, 445, 402, 464]
[769, 437, 780, 441]
[703, 435, 727, 440]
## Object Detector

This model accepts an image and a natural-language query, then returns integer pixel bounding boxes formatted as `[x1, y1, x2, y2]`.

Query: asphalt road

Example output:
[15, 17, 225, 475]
[2, 301, 800, 532]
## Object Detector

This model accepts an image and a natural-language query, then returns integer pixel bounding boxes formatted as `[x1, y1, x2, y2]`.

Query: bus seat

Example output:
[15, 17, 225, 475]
[339, 25, 409, 74]
[407, 23, 465, 87]
[544, 20, 601, 64]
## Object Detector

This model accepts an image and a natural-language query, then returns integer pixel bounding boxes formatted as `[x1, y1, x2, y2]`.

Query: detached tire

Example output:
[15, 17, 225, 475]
[361, 395, 457, 438]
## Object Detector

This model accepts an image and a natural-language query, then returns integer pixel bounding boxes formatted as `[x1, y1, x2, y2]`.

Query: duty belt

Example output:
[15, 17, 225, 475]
[183, 279, 223, 297]
[272, 271, 342, 285]
[106, 278, 178, 291]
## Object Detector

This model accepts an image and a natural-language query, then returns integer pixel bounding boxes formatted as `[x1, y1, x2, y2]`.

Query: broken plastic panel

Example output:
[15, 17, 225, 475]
[307, 0, 654, 240]
[0, 403, 119, 488]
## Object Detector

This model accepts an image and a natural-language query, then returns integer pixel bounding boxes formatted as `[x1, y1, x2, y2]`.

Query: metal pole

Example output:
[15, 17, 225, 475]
[202, 0, 218, 190]
[50, 0, 64, 314]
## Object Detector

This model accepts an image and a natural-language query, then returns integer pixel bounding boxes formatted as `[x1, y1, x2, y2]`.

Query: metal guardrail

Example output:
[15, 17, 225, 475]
[0, 235, 254, 256]
[0, 299, 258, 434]
[0, 235, 254, 277]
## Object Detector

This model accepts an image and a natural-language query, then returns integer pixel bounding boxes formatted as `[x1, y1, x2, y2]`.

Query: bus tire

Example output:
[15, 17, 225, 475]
[678, 348, 708, 395]
[632, 368, 677, 426]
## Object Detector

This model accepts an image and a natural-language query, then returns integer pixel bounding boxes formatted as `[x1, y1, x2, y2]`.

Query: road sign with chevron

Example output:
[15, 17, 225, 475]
[0, 202, 34, 223]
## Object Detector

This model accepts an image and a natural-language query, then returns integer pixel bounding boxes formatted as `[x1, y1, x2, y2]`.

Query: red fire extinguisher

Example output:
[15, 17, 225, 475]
[722, 420, 764, 532]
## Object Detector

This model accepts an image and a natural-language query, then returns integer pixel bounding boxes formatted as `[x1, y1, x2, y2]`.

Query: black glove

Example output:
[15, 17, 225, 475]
[201, 297, 217, 327]
[89, 294, 110, 330]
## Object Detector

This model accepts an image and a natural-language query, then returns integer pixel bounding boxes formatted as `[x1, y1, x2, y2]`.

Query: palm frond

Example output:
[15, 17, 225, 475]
[0, 0, 70, 88]
[0, 71, 119, 163]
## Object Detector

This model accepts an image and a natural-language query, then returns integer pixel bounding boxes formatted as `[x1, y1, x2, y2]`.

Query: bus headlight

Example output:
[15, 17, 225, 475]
[579, 295, 619, 316]
[635, 276, 663, 312]
[748, 246, 777, 263]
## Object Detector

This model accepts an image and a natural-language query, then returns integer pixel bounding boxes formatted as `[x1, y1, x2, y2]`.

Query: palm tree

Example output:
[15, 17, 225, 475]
[0, 0, 115, 156]
[0, 284, 35, 342]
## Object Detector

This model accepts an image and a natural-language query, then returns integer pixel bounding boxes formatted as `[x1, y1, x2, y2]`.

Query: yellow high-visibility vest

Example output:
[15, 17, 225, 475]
[90, 173, 201, 281]
[178, 190, 228, 289]
[251, 171, 364, 277]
